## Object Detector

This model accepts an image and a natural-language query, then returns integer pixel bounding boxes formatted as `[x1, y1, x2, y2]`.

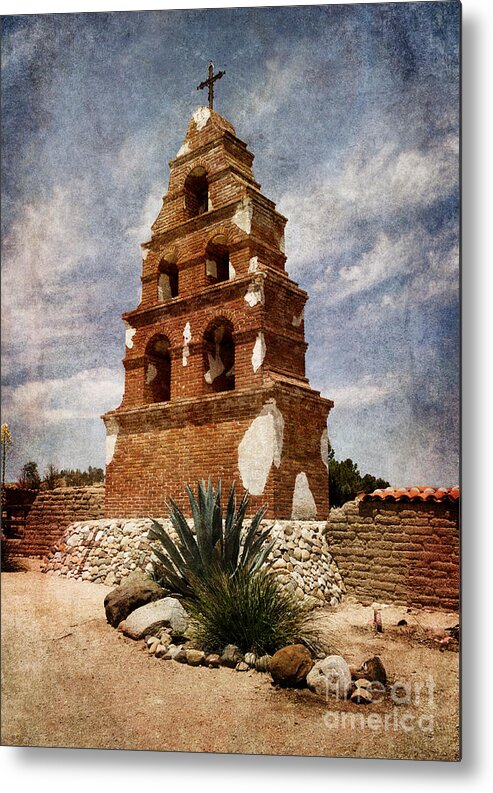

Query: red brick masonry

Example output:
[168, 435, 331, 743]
[103, 107, 332, 519]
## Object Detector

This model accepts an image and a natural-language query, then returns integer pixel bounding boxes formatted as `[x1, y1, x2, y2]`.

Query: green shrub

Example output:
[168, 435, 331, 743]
[149, 479, 274, 598]
[184, 566, 318, 656]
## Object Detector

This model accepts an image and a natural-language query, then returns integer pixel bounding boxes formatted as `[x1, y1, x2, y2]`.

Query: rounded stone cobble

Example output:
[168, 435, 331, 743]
[42, 518, 345, 605]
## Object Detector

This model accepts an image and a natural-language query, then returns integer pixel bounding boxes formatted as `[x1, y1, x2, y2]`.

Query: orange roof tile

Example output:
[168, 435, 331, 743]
[357, 486, 460, 503]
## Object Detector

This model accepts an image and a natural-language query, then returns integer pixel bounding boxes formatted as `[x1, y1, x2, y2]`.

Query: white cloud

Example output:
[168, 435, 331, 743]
[279, 135, 458, 285]
[327, 371, 407, 410]
[2, 367, 123, 425]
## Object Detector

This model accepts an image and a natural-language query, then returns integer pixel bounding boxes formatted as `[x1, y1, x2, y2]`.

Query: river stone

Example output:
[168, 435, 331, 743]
[119, 597, 188, 640]
[306, 655, 352, 699]
[220, 644, 243, 668]
[351, 687, 373, 704]
[104, 576, 165, 627]
[186, 649, 205, 666]
[270, 644, 313, 687]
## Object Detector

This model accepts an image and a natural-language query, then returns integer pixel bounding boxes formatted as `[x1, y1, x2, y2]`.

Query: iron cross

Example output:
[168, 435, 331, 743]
[197, 61, 226, 110]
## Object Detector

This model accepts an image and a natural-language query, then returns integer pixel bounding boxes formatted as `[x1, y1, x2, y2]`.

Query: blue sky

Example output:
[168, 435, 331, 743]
[1, 1, 460, 486]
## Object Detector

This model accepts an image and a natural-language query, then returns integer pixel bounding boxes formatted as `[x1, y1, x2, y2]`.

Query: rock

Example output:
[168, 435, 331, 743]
[351, 687, 373, 704]
[163, 643, 179, 660]
[270, 644, 313, 687]
[205, 654, 221, 668]
[358, 656, 387, 687]
[146, 635, 160, 647]
[244, 652, 256, 668]
[306, 655, 352, 699]
[119, 597, 188, 640]
[186, 649, 205, 666]
[255, 655, 271, 672]
[104, 577, 165, 627]
[172, 648, 187, 664]
[220, 644, 243, 668]
[147, 640, 160, 655]
[236, 661, 249, 672]
[154, 644, 169, 659]
[354, 678, 372, 689]
[348, 664, 360, 679]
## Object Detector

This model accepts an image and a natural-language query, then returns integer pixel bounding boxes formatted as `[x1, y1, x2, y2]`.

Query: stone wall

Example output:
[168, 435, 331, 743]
[4, 485, 105, 558]
[326, 498, 459, 611]
[42, 518, 345, 606]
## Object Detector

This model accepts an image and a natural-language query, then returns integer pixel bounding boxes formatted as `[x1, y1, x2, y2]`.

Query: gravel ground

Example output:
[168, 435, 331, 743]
[1, 563, 460, 760]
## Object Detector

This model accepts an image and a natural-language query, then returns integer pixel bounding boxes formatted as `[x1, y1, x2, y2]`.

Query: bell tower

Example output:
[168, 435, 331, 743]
[103, 95, 333, 519]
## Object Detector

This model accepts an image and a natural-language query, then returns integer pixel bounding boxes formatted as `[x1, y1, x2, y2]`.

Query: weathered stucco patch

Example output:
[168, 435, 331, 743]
[320, 427, 329, 469]
[105, 417, 119, 466]
[244, 274, 265, 307]
[292, 309, 304, 327]
[182, 321, 192, 366]
[205, 259, 217, 279]
[279, 230, 286, 253]
[204, 351, 225, 384]
[124, 321, 136, 349]
[251, 332, 266, 372]
[193, 106, 211, 131]
[232, 197, 253, 234]
[238, 400, 284, 495]
[176, 141, 190, 158]
[146, 363, 157, 384]
[142, 248, 150, 261]
[158, 272, 172, 301]
[292, 472, 317, 519]
[248, 256, 259, 273]
[228, 261, 236, 279]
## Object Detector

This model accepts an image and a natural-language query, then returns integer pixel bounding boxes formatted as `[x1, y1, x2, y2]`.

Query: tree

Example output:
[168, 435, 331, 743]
[328, 440, 389, 509]
[19, 461, 41, 490]
[43, 464, 61, 490]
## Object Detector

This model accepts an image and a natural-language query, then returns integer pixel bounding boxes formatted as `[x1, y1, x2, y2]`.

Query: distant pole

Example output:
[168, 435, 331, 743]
[1, 423, 12, 492]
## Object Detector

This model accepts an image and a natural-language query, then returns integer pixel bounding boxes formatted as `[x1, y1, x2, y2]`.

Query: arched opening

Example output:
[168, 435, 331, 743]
[203, 319, 235, 392]
[205, 235, 230, 284]
[157, 260, 178, 301]
[144, 335, 171, 403]
[184, 166, 208, 217]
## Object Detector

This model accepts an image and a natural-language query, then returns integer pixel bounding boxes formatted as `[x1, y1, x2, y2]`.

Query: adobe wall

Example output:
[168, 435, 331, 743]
[3, 485, 105, 558]
[326, 498, 459, 611]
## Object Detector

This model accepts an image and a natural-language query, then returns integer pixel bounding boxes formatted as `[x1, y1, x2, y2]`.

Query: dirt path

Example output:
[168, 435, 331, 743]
[1, 566, 459, 759]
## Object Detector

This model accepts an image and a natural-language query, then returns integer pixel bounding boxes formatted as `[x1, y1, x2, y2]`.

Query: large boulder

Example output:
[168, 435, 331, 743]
[270, 644, 314, 687]
[119, 597, 188, 640]
[306, 655, 352, 699]
[104, 576, 165, 627]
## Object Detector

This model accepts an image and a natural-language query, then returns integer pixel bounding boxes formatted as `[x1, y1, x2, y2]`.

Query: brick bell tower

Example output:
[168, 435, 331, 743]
[103, 73, 333, 519]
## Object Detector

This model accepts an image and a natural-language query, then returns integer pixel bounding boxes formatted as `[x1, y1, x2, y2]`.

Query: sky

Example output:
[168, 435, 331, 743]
[1, 1, 460, 486]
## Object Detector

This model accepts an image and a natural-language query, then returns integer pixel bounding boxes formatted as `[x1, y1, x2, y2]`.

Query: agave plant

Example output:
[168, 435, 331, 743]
[149, 479, 275, 598]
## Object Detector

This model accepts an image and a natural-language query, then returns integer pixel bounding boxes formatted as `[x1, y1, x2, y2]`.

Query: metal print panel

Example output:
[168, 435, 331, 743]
[1, 1, 460, 761]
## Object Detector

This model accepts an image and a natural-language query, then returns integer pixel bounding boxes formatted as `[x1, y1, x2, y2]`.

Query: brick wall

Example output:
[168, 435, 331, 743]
[104, 382, 330, 520]
[326, 498, 459, 611]
[3, 485, 105, 558]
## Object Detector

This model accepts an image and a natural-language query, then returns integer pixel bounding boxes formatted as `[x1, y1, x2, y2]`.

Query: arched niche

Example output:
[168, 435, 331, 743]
[184, 166, 208, 217]
[203, 318, 235, 393]
[144, 334, 171, 403]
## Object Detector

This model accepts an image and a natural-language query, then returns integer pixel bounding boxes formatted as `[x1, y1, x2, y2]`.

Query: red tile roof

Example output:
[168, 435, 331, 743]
[357, 486, 460, 503]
